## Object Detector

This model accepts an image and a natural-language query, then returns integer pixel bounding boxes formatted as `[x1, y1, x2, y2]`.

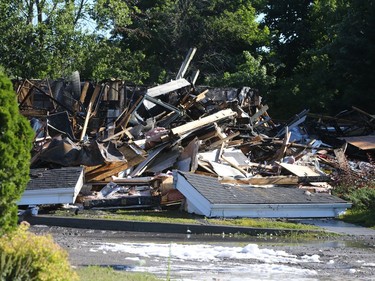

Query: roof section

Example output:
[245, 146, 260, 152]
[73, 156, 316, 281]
[175, 171, 351, 218]
[178, 172, 347, 205]
[28, 167, 84, 190]
[18, 167, 84, 205]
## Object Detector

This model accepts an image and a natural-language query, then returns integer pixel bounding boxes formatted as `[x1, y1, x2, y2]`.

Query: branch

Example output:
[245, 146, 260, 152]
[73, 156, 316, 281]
[74, 0, 86, 26]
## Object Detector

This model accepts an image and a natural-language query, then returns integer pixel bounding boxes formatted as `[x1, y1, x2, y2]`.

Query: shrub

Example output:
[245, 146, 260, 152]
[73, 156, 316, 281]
[345, 187, 375, 211]
[0, 223, 79, 281]
[0, 71, 34, 234]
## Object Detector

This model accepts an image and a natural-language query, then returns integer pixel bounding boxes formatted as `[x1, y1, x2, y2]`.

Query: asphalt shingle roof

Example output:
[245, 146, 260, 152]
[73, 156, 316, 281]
[179, 172, 348, 205]
[27, 167, 83, 190]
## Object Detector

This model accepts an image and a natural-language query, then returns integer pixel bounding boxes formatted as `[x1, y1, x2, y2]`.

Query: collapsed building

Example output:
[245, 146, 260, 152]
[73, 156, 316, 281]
[15, 50, 375, 218]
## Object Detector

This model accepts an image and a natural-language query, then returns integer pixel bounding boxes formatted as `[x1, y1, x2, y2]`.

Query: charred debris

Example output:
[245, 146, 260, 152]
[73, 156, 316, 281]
[15, 50, 374, 217]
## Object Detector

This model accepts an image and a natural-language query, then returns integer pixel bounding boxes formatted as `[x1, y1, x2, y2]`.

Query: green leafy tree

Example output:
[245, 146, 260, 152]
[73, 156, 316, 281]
[0, 0, 147, 81]
[112, 0, 271, 85]
[326, 0, 375, 113]
[263, 0, 375, 117]
[0, 0, 92, 78]
[80, 37, 149, 83]
[261, 0, 315, 78]
[0, 71, 34, 234]
[208, 51, 275, 92]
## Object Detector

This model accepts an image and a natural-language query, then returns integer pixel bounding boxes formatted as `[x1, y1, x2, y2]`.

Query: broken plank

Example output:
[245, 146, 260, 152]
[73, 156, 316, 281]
[274, 126, 291, 162]
[191, 69, 200, 85]
[178, 137, 201, 172]
[146, 78, 191, 98]
[84, 161, 127, 175]
[220, 176, 299, 185]
[250, 105, 269, 124]
[111, 177, 155, 184]
[17, 79, 34, 107]
[101, 127, 132, 142]
[85, 162, 129, 182]
[176, 47, 197, 79]
[221, 155, 248, 177]
[115, 95, 144, 130]
[80, 84, 101, 141]
[181, 89, 209, 110]
[170, 109, 237, 136]
[277, 162, 321, 177]
[207, 131, 240, 150]
[79, 81, 90, 104]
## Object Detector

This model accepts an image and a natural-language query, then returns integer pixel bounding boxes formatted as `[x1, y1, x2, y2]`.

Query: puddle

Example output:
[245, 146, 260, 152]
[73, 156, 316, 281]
[90, 241, 320, 281]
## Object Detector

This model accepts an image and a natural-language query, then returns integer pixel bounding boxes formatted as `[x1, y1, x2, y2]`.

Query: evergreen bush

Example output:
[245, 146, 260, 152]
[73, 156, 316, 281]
[0, 71, 33, 234]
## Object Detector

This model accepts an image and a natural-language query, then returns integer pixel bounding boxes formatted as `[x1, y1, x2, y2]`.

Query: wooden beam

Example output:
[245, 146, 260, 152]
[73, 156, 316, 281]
[221, 155, 248, 177]
[207, 131, 240, 150]
[274, 126, 291, 162]
[85, 162, 129, 182]
[80, 84, 101, 141]
[220, 176, 299, 185]
[191, 69, 200, 85]
[79, 81, 90, 104]
[220, 175, 331, 185]
[176, 47, 197, 79]
[250, 105, 269, 124]
[17, 79, 34, 107]
[115, 95, 144, 130]
[170, 109, 237, 136]
[101, 127, 133, 142]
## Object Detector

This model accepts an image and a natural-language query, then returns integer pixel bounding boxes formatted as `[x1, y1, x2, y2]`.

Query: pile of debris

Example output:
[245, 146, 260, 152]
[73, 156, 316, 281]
[15, 50, 375, 218]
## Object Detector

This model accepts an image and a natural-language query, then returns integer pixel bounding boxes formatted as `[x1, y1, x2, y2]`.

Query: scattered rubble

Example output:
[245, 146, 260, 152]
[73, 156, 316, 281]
[15, 50, 375, 218]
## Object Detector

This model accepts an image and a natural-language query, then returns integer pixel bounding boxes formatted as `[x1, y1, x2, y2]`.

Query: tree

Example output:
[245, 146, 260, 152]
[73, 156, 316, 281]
[327, 0, 375, 113]
[0, 71, 34, 234]
[0, 0, 94, 78]
[80, 37, 148, 83]
[113, 0, 271, 85]
[208, 51, 275, 93]
[261, 0, 314, 78]
[263, 0, 375, 117]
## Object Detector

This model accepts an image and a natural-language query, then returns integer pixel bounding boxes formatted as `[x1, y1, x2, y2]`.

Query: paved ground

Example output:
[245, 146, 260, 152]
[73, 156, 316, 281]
[295, 219, 375, 236]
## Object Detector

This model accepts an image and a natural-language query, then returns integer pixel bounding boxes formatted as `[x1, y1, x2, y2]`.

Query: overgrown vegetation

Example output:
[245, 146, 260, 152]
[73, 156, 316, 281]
[0, 223, 78, 281]
[332, 156, 375, 228]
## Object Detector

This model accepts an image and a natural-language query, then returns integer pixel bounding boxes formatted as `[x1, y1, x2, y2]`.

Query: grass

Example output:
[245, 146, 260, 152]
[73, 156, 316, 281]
[209, 217, 320, 230]
[52, 208, 321, 231]
[77, 266, 162, 281]
[339, 208, 375, 229]
[54, 209, 198, 224]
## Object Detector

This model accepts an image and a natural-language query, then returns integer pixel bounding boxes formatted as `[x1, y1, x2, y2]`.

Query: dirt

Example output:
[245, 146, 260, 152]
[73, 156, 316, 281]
[29, 225, 375, 281]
